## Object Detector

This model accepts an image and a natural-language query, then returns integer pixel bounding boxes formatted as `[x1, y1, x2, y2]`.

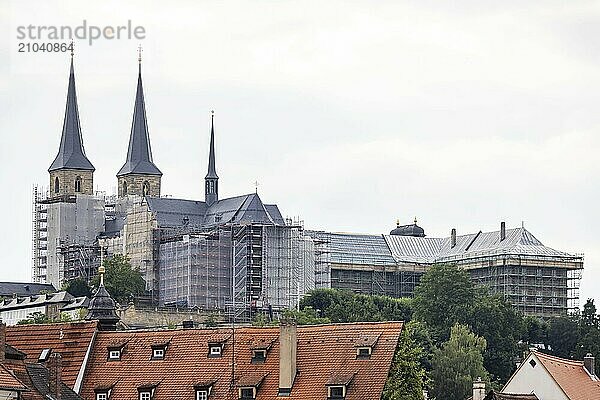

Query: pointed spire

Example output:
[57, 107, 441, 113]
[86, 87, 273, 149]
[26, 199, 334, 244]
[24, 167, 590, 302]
[117, 47, 162, 177]
[48, 49, 95, 172]
[206, 110, 218, 179]
[205, 111, 219, 206]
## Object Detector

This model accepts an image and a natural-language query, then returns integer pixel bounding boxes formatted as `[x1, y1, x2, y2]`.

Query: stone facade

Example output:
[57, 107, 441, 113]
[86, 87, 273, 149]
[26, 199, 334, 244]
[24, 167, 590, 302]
[117, 303, 219, 328]
[49, 169, 93, 197]
[118, 174, 161, 197]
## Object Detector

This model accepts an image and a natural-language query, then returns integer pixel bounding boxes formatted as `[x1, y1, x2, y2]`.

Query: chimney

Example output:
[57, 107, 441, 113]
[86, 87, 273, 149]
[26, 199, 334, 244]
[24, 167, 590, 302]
[500, 221, 506, 241]
[472, 377, 486, 400]
[584, 353, 596, 377]
[0, 321, 5, 362]
[278, 317, 297, 395]
[182, 320, 194, 329]
[451, 228, 457, 248]
[48, 353, 62, 400]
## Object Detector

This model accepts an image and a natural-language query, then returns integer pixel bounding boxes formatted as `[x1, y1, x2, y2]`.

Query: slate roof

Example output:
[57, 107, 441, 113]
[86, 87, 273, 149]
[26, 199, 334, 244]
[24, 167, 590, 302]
[533, 351, 600, 400]
[6, 321, 97, 389]
[80, 322, 402, 400]
[0, 282, 56, 297]
[117, 64, 162, 177]
[48, 59, 95, 172]
[0, 291, 73, 311]
[146, 193, 285, 229]
[23, 364, 82, 400]
[205, 113, 218, 180]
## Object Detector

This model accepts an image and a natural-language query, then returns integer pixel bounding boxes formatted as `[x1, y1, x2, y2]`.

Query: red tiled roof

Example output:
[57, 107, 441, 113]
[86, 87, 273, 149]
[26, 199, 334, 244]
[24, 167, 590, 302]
[0, 363, 28, 391]
[6, 321, 97, 388]
[535, 351, 600, 400]
[81, 321, 402, 400]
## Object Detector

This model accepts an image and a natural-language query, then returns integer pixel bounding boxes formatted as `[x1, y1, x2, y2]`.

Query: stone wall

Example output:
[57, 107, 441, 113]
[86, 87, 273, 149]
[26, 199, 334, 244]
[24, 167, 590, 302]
[118, 174, 161, 197]
[117, 303, 223, 328]
[49, 169, 93, 197]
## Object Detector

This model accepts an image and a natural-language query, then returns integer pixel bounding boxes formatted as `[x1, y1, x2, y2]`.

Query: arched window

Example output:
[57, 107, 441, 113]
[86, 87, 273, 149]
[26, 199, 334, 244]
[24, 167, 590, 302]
[54, 177, 60, 193]
[74, 176, 82, 193]
[142, 181, 150, 196]
[123, 181, 128, 196]
[209, 181, 214, 194]
[205, 181, 210, 194]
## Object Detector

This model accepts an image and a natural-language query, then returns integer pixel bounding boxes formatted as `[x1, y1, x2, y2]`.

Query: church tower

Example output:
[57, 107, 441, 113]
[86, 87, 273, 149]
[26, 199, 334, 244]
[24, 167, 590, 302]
[116, 49, 162, 197]
[48, 53, 95, 197]
[205, 111, 218, 206]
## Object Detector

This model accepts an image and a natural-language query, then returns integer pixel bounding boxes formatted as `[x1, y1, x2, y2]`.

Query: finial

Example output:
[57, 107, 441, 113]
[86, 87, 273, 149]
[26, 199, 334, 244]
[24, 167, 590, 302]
[138, 44, 142, 64]
[414, 217, 418, 225]
[396, 219, 400, 227]
[98, 265, 106, 286]
[211, 109, 214, 121]
[254, 180, 259, 194]
[70, 39, 74, 58]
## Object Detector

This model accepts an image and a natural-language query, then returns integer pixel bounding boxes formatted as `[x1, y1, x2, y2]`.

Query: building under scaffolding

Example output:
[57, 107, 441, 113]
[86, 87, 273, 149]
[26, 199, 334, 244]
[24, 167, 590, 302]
[309, 221, 583, 318]
[158, 222, 314, 321]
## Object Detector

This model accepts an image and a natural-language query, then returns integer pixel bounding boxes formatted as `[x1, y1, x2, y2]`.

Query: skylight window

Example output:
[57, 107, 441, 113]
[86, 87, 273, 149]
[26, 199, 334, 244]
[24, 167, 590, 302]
[38, 348, 52, 362]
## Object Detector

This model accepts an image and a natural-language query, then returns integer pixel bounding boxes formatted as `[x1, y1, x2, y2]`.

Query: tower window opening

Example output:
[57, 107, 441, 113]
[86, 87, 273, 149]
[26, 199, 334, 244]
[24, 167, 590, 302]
[142, 181, 150, 196]
[54, 177, 60, 193]
[209, 181, 215, 194]
[75, 176, 82, 192]
[123, 181, 128, 196]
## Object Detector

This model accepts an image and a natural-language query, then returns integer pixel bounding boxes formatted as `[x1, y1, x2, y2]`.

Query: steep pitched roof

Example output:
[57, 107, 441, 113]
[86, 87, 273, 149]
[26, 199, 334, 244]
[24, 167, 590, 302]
[80, 322, 402, 400]
[146, 197, 207, 228]
[48, 59, 95, 172]
[0, 282, 56, 297]
[117, 63, 161, 177]
[6, 321, 97, 389]
[24, 364, 82, 400]
[534, 351, 600, 400]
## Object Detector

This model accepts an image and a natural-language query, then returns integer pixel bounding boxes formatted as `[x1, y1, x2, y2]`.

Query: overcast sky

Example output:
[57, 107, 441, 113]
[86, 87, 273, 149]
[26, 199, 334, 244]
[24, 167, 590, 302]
[1, 1, 598, 307]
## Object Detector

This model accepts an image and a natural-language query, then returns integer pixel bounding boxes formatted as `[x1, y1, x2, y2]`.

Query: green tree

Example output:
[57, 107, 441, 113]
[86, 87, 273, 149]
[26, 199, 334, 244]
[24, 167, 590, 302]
[90, 254, 145, 304]
[282, 307, 330, 325]
[204, 312, 220, 327]
[522, 315, 549, 347]
[547, 315, 579, 359]
[382, 325, 427, 400]
[413, 264, 475, 342]
[300, 289, 413, 323]
[17, 311, 50, 325]
[431, 324, 489, 400]
[466, 294, 524, 383]
[63, 277, 92, 298]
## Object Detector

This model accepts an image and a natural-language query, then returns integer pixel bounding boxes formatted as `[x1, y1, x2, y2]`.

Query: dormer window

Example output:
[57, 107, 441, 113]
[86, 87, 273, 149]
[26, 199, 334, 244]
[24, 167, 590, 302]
[95, 392, 108, 400]
[251, 349, 267, 363]
[327, 385, 346, 399]
[326, 373, 354, 400]
[139, 392, 151, 400]
[151, 343, 168, 360]
[108, 349, 121, 360]
[208, 343, 223, 357]
[137, 383, 158, 400]
[239, 387, 256, 399]
[196, 390, 209, 400]
[152, 348, 164, 359]
[356, 346, 372, 359]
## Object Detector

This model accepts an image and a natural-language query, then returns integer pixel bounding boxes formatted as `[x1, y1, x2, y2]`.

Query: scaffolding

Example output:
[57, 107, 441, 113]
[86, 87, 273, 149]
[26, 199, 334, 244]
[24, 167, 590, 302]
[32, 185, 49, 283]
[157, 221, 315, 322]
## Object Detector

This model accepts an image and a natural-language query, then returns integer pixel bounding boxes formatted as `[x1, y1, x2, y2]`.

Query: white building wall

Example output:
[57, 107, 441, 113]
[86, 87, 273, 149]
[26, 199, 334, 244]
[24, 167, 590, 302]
[0, 305, 45, 326]
[503, 353, 569, 400]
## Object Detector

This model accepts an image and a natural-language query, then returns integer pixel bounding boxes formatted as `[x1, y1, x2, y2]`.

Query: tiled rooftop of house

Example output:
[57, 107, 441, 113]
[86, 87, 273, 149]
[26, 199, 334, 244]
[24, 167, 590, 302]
[80, 321, 402, 400]
[6, 321, 97, 389]
[534, 351, 600, 400]
[0, 363, 27, 391]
